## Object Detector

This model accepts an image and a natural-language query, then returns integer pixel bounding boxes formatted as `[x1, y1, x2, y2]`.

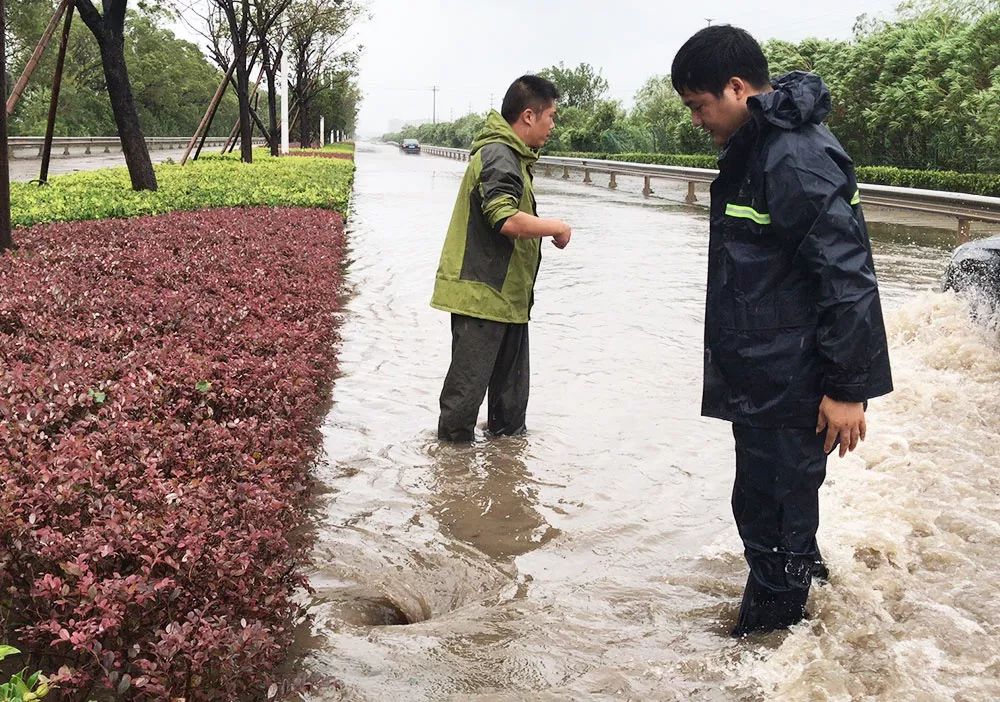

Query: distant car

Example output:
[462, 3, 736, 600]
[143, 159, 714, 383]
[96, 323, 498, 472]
[401, 138, 421, 154]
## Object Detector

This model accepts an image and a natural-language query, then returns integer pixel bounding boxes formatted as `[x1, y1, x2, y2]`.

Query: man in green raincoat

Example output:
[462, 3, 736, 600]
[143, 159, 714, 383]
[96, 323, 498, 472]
[431, 75, 572, 442]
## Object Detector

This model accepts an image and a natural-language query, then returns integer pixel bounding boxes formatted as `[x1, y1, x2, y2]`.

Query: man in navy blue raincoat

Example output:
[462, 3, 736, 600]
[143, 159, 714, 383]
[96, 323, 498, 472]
[671, 25, 893, 636]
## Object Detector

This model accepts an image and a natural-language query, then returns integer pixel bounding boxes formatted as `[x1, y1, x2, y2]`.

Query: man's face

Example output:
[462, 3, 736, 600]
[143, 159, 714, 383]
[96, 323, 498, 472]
[679, 79, 752, 146]
[523, 102, 557, 148]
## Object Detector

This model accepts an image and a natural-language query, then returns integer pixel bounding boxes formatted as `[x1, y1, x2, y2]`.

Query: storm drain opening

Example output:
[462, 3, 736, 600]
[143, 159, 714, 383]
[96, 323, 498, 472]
[332, 589, 434, 627]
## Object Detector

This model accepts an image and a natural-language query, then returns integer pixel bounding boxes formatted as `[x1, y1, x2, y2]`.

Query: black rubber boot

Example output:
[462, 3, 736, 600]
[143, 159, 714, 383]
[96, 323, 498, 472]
[730, 572, 809, 638]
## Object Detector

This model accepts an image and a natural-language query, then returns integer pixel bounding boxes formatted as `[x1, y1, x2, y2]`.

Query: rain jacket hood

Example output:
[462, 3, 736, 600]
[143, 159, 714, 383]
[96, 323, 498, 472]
[470, 110, 539, 162]
[750, 71, 831, 130]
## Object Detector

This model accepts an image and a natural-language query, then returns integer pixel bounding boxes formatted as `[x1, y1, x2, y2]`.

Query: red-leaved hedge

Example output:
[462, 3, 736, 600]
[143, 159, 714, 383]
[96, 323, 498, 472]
[0, 206, 346, 699]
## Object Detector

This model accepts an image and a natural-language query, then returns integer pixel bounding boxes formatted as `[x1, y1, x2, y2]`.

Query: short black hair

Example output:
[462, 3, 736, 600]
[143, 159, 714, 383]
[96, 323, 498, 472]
[671, 25, 770, 96]
[501, 75, 560, 124]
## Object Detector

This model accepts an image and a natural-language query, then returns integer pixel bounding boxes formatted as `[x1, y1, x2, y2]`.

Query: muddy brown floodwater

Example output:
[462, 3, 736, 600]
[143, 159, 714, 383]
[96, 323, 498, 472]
[292, 144, 1000, 702]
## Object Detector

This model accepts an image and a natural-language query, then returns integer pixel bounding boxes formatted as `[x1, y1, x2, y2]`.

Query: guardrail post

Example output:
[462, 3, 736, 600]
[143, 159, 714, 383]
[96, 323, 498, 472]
[608, 173, 617, 190]
[957, 218, 972, 244]
[561, 166, 570, 180]
[686, 181, 697, 204]
[543, 164, 552, 177]
[583, 169, 592, 184]
[643, 176, 653, 196]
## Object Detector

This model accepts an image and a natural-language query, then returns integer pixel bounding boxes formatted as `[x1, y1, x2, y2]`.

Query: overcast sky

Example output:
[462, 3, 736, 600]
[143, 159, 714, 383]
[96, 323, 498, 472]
[350, 0, 904, 136]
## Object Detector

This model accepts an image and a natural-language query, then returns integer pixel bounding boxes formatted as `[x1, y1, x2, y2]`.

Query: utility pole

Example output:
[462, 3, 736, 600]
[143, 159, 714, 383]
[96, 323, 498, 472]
[1, 0, 12, 252]
[490, 93, 495, 111]
[431, 85, 438, 124]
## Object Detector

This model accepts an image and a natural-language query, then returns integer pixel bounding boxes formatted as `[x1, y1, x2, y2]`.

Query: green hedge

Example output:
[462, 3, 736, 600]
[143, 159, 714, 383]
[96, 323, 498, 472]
[546, 151, 1000, 197]
[546, 152, 718, 169]
[8, 151, 355, 228]
[854, 166, 1000, 197]
[322, 142, 355, 154]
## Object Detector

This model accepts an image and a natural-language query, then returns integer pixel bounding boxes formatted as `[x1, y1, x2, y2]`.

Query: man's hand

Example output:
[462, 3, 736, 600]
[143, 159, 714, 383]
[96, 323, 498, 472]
[816, 396, 866, 457]
[551, 222, 572, 249]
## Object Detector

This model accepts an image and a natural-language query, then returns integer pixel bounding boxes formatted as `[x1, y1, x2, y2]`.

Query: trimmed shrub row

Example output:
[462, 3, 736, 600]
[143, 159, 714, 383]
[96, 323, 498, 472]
[549, 151, 718, 169]
[321, 142, 355, 154]
[8, 152, 355, 229]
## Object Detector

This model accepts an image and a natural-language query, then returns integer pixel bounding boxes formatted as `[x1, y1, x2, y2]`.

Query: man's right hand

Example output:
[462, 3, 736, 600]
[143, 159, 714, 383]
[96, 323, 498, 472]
[552, 223, 572, 249]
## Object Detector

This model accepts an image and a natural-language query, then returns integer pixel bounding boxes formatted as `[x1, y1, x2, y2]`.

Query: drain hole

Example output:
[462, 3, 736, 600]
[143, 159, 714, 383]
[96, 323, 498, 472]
[340, 595, 420, 626]
[367, 597, 412, 626]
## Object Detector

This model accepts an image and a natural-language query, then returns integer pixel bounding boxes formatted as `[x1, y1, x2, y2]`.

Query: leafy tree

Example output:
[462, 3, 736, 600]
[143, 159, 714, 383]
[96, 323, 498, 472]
[287, 0, 362, 148]
[386, 3, 1000, 176]
[8, 4, 239, 139]
[538, 62, 609, 110]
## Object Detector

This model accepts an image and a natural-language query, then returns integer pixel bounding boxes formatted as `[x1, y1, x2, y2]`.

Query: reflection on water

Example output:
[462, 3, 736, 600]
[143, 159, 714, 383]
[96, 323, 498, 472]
[292, 144, 1000, 702]
[428, 437, 560, 560]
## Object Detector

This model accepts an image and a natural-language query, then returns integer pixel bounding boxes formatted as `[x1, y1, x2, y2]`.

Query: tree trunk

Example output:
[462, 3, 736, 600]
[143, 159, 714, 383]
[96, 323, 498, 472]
[235, 49, 253, 163]
[76, 0, 157, 192]
[299, 98, 310, 148]
[265, 62, 279, 156]
[98, 29, 156, 190]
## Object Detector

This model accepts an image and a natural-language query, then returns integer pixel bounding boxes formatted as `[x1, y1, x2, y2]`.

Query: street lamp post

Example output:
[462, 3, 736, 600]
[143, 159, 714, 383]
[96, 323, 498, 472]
[280, 47, 289, 154]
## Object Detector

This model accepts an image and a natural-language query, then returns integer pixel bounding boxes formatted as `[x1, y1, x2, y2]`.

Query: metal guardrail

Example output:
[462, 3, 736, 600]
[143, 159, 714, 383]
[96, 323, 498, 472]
[7, 136, 262, 159]
[421, 145, 1000, 239]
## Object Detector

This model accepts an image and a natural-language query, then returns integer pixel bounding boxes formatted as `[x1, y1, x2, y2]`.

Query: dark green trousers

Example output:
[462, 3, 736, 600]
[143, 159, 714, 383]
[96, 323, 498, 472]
[438, 314, 529, 442]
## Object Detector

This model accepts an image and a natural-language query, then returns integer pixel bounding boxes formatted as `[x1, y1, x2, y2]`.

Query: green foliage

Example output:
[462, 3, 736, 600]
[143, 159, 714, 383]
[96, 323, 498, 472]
[384, 112, 487, 149]
[628, 74, 715, 154]
[546, 152, 719, 169]
[322, 141, 356, 153]
[7, 4, 240, 137]
[386, 4, 1000, 180]
[0, 647, 51, 702]
[309, 70, 363, 138]
[8, 152, 355, 228]
[537, 62, 609, 110]
[856, 165, 1000, 196]
[803, 5, 1000, 172]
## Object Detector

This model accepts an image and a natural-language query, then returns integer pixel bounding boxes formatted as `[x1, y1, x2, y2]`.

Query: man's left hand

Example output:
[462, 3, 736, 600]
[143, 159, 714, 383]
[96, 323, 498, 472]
[816, 396, 866, 458]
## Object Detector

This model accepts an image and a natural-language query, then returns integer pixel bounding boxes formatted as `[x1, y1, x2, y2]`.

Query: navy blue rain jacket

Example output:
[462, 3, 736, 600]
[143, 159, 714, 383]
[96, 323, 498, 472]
[703, 71, 893, 427]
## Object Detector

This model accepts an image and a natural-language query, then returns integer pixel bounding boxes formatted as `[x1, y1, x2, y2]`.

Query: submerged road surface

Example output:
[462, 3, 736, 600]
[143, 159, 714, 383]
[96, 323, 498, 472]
[293, 143, 1000, 702]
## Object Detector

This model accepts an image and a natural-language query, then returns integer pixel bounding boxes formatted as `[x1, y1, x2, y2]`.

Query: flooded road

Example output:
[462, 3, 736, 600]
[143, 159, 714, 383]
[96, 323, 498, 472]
[297, 144, 1000, 701]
